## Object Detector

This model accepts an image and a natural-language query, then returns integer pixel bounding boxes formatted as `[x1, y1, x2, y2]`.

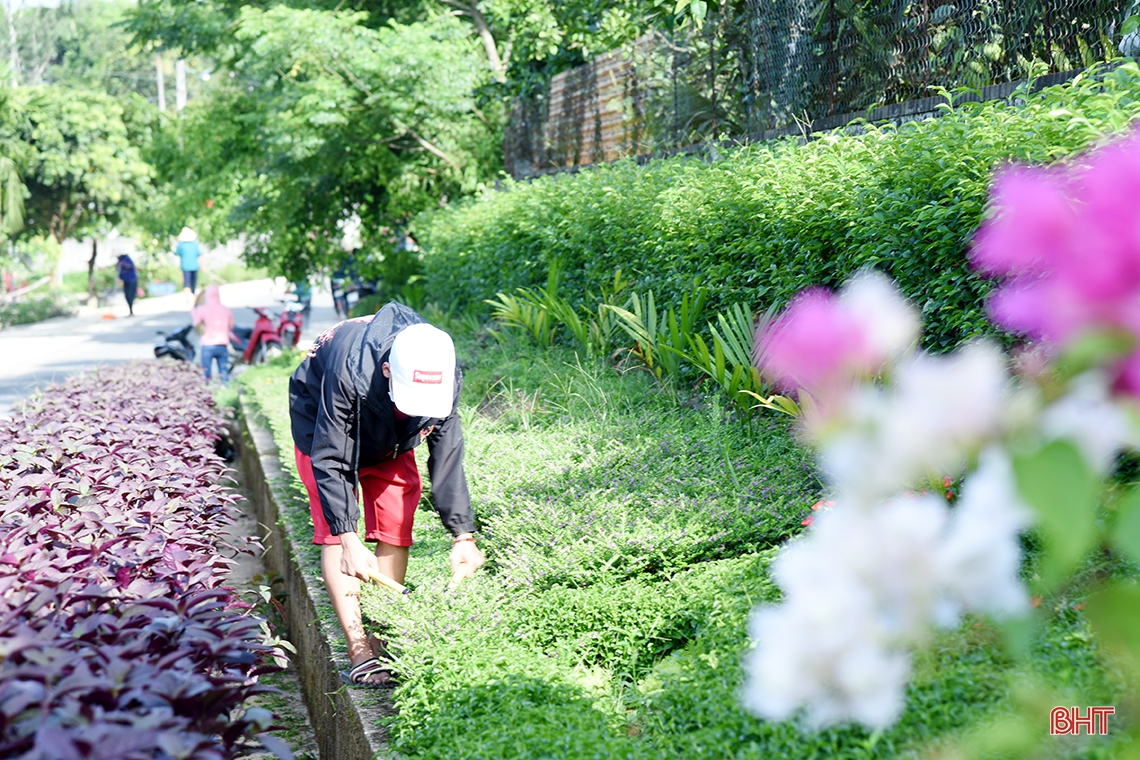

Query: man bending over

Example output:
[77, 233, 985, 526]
[289, 302, 485, 685]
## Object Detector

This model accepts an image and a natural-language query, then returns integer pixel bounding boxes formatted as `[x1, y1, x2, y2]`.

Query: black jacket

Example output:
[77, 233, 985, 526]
[288, 303, 475, 537]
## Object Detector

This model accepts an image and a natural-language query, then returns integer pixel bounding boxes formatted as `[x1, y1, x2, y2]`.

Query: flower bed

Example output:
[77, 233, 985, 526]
[0, 362, 285, 760]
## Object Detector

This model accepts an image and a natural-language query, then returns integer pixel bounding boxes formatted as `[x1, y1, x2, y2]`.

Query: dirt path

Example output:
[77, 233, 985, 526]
[222, 454, 320, 760]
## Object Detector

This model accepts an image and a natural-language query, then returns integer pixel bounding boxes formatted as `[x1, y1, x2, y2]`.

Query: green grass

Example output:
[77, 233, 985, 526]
[238, 327, 1128, 759]
[62, 267, 118, 294]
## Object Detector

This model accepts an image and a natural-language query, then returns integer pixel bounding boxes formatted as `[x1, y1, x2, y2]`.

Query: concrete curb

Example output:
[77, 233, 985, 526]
[237, 395, 392, 760]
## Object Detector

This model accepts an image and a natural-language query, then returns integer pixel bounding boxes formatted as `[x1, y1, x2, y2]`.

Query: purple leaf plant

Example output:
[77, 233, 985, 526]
[0, 362, 283, 760]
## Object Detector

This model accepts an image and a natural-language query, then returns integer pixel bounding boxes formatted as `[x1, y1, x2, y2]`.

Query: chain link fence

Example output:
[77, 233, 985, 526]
[506, 0, 1138, 178]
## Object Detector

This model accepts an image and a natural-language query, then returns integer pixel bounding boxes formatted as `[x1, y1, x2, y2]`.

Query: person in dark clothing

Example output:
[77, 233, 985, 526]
[116, 254, 139, 316]
[289, 303, 485, 685]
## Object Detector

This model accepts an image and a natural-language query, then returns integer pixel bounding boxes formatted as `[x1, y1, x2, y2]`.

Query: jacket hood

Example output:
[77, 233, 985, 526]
[192, 284, 229, 324]
[203, 284, 222, 307]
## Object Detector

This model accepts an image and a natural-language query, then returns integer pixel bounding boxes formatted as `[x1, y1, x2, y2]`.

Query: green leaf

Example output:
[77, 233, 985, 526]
[1123, 15, 1140, 36]
[1012, 439, 1098, 589]
[1085, 582, 1140, 671]
[1055, 329, 1136, 382]
[1113, 488, 1140, 565]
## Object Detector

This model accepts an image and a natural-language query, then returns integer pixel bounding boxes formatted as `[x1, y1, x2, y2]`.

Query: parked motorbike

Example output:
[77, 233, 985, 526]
[230, 307, 284, 365]
[277, 300, 305, 348]
[332, 277, 377, 319]
[154, 325, 196, 362]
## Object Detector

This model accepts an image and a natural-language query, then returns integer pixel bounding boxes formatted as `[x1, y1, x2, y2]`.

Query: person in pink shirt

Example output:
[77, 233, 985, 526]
[192, 285, 234, 382]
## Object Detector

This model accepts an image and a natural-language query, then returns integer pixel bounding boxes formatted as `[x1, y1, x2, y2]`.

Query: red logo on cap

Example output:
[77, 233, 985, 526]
[413, 370, 443, 384]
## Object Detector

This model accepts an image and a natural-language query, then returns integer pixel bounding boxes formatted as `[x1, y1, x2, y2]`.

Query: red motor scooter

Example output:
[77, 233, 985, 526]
[276, 299, 305, 349]
[230, 307, 284, 365]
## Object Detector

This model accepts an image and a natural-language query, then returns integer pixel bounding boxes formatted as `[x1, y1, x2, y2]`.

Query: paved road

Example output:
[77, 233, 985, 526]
[0, 279, 340, 416]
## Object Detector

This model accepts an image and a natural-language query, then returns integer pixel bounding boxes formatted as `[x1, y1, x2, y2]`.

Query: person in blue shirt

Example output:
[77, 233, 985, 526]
[175, 227, 202, 294]
[116, 254, 138, 317]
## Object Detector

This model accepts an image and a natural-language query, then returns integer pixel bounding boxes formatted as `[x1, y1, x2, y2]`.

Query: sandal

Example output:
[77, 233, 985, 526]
[342, 656, 398, 687]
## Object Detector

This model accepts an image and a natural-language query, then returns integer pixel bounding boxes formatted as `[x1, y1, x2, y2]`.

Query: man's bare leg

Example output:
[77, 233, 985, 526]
[368, 542, 410, 669]
[322, 541, 410, 683]
[320, 544, 372, 667]
[374, 541, 409, 584]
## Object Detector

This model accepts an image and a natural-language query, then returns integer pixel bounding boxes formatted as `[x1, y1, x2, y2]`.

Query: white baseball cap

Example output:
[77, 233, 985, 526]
[387, 323, 456, 417]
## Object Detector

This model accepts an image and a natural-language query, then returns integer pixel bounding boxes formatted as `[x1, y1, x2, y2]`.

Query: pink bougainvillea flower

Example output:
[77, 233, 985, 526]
[756, 274, 918, 395]
[756, 288, 867, 392]
[972, 129, 1140, 397]
[1114, 350, 1140, 398]
[970, 166, 1075, 277]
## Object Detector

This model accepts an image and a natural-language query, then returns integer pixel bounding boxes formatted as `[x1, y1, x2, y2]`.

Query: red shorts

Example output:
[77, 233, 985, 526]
[294, 446, 422, 547]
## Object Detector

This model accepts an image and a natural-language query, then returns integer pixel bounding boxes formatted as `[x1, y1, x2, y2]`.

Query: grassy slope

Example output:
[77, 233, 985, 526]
[238, 332, 1123, 760]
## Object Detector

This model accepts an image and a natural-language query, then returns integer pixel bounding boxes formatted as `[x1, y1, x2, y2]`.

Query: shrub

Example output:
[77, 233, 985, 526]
[0, 290, 75, 328]
[61, 267, 117, 294]
[420, 63, 1140, 351]
[0, 362, 286, 759]
[349, 293, 386, 318]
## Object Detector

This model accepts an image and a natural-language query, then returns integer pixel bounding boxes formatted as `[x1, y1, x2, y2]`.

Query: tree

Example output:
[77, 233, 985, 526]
[0, 79, 26, 240]
[0, 0, 161, 100]
[5, 85, 152, 293]
[137, 7, 501, 281]
[122, 0, 708, 281]
[0, 154, 22, 236]
[439, 0, 711, 98]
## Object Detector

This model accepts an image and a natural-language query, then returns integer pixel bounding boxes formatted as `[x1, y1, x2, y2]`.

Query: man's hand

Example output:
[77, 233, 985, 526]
[338, 532, 380, 581]
[450, 534, 485, 579]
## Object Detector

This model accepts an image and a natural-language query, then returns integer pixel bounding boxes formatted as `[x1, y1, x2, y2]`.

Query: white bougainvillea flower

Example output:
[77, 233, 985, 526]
[839, 271, 921, 365]
[936, 448, 1033, 622]
[1038, 373, 1140, 475]
[744, 495, 949, 730]
[744, 463, 1037, 731]
[821, 342, 1009, 505]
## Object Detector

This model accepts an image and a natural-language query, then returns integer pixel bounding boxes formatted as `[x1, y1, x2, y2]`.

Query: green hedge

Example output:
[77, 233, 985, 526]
[61, 267, 117, 294]
[420, 63, 1140, 351]
[0, 290, 75, 328]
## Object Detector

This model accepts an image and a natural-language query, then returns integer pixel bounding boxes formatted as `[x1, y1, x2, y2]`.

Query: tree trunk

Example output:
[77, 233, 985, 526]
[87, 238, 98, 304]
[175, 59, 187, 113]
[441, 0, 506, 82]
